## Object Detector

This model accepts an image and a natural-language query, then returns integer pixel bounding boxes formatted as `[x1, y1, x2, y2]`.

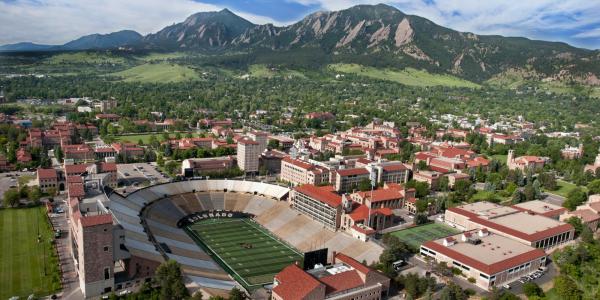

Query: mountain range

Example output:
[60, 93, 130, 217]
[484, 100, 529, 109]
[2, 4, 599, 83]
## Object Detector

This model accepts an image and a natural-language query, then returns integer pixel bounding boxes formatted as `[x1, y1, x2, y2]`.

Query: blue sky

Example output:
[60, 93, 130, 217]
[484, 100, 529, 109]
[1, 0, 599, 49]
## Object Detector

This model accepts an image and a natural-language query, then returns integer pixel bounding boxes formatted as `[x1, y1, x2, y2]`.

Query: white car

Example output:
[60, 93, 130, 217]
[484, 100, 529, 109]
[118, 290, 132, 296]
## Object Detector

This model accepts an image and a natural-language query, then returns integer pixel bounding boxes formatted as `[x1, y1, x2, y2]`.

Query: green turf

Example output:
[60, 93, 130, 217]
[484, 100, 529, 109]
[389, 223, 460, 250]
[0, 207, 61, 299]
[44, 52, 127, 65]
[185, 218, 302, 289]
[328, 63, 481, 88]
[242, 64, 307, 79]
[134, 52, 190, 62]
[545, 180, 587, 198]
[109, 132, 201, 144]
[491, 154, 508, 164]
[111, 62, 200, 83]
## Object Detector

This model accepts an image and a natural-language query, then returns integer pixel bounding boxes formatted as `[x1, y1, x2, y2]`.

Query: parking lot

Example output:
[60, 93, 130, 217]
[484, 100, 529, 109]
[116, 162, 170, 193]
[0, 171, 37, 206]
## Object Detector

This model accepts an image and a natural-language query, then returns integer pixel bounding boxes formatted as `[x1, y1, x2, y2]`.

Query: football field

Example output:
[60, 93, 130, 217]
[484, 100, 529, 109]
[390, 222, 460, 250]
[185, 218, 303, 289]
[0, 207, 61, 299]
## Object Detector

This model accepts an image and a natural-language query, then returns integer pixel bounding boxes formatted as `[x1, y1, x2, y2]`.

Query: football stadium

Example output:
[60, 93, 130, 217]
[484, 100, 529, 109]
[104, 179, 383, 297]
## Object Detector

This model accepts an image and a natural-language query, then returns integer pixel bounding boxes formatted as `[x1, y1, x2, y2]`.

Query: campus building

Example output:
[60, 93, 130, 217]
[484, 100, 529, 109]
[290, 184, 343, 231]
[421, 229, 547, 290]
[272, 252, 390, 300]
[237, 138, 260, 173]
[445, 202, 574, 250]
[280, 157, 329, 186]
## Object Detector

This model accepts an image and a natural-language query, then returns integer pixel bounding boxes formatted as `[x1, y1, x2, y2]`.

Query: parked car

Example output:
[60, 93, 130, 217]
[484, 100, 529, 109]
[502, 284, 511, 289]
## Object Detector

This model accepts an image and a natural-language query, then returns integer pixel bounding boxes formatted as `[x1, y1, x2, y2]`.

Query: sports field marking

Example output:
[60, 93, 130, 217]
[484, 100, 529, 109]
[186, 218, 302, 289]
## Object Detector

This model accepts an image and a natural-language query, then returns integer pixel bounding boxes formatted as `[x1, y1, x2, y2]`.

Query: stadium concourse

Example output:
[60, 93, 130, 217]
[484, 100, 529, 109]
[108, 179, 383, 297]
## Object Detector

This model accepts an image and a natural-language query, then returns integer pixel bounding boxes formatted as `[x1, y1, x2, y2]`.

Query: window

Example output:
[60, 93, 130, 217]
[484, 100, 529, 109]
[104, 246, 109, 252]
[104, 267, 110, 280]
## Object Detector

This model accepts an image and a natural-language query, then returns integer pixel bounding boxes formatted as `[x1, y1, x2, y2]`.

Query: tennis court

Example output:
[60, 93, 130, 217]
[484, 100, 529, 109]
[185, 218, 303, 289]
[389, 223, 460, 250]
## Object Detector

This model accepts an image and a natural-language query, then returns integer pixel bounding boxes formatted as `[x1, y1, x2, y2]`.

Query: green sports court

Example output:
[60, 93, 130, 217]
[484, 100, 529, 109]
[389, 222, 461, 250]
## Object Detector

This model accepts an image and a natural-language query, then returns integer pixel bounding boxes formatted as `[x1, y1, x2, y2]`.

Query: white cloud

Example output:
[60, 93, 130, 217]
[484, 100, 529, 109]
[574, 28, 600, 39]
[0, 0, 282, 45]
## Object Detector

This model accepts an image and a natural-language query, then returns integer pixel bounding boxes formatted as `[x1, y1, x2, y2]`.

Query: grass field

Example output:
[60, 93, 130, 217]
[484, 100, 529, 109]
[545, 180, 587, 198]
[135, 52, 190, 62]
[111, 62, 200, 83]
[185, 218, 303, 289]
[491, 154, 508, 164]
[0, 207, 61, 299]
[329, 63, 481, 88]
[390, 223, 460, 250]
[110, 132, 201, 144]
[44, 52, 127, 65]
[243, 64, 307, 79]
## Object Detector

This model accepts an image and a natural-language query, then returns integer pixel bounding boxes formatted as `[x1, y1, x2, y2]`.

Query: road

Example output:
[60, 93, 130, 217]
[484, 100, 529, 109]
[48, 197, 83, 300]
[542, 192, 566, 206]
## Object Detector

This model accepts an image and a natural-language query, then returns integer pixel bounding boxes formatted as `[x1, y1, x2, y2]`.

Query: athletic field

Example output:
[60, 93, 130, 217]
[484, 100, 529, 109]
[185, 218, 303, 289]
[390, 223, 460, 250]
[0, 207, 61, 299]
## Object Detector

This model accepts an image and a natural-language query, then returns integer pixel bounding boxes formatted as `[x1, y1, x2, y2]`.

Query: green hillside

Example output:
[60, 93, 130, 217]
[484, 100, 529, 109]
[329, 63, 480, 88]
[111, 62, 200, 83]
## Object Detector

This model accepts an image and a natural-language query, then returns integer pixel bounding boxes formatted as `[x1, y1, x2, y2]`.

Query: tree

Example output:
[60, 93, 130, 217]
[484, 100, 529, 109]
[190, 291, 203, 300]
[587, 179, 600, 195]
[358, 178, 372, 192]
[228, 287, 245, 300]
[439, 282, 467, 300]
[3, 188, 20, 207]
[268, 139, 280, 150]
[553, 275, 582, 300]
[414, 213, 429, 225]
[153, 260, 189, 300]
[379, 234, 411, 275]
[523, 282, 544, 298]
[28, 186, 42, 203]
[566, 216, 584, 238]
[563, 187, 587, 211]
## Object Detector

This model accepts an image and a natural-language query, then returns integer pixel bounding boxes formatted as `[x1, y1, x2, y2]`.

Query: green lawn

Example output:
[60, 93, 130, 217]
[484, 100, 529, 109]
[0, 207, 61, 299]
[243, 64, 306, 79]
[185, 218, 302, 289]
[491, 154, 508, 164]
[390, 223, 460, 251]
[328, 63, 480, 88]
[111, 62, 200, 83]
[545, 180, 587, 198]
[110, 132, 200, 144]
[135, 52, 190, 62]
[44, 52, 127, 65]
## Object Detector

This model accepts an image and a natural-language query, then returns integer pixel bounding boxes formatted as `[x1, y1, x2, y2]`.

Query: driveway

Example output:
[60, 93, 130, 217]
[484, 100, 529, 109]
[543, 193, 566, 206]
[48, 197, 83, 300]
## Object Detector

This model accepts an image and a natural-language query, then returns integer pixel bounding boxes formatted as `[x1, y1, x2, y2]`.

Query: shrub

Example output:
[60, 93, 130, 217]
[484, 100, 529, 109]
[468, 277, 476, 283]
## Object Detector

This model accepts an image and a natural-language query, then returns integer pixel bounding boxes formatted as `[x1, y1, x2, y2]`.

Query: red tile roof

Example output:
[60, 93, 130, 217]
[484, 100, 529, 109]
[273, 264, 323, 300]
[64, 164, 89, 175]
[320, 270, 364, 294]
[68, 183, 85, 198]
[355, 188, 403, 203]
[294, 184, 342, 207]
[348, 205, 393, 221]
[336, 168, 370, 176]
[100, 162, 117, 172]
[334, 252, 372, 275]
[282, 157, 314, 170]
[570, 209, 600, 223]
[37, 168, 57, 179]
[80, 214, 113, 227]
